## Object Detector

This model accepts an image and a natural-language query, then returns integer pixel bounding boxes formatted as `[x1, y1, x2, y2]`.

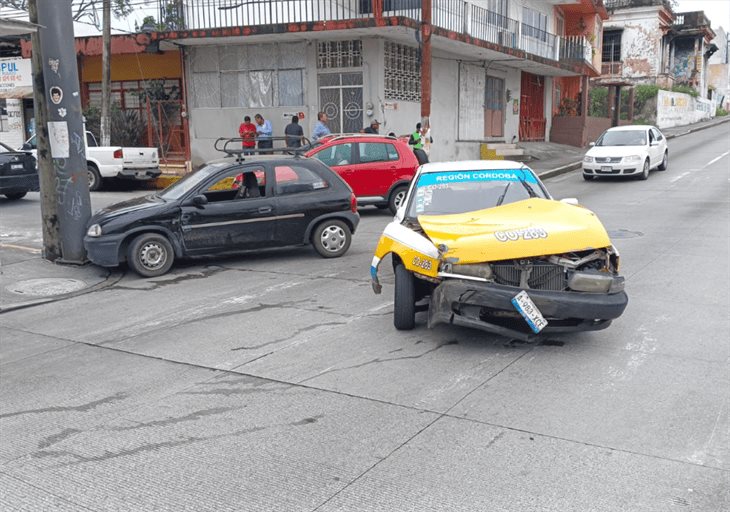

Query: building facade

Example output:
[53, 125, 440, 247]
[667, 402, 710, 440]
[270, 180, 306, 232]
[150, 0, 606, 166]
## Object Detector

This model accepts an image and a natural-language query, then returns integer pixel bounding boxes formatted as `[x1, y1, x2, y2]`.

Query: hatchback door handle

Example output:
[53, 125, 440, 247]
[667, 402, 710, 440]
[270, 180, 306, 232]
[258, 206, 273, 214]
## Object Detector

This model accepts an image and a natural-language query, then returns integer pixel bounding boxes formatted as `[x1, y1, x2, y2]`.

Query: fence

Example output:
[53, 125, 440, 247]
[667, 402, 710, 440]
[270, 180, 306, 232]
[167, 0, 573, 64]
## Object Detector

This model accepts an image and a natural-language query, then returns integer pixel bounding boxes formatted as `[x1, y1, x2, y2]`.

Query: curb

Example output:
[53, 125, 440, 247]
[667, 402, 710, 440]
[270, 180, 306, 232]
[538, 116, 730, 178]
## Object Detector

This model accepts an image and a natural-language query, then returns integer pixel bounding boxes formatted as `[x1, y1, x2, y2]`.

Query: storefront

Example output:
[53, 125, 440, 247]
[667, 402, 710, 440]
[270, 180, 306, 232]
[0, 56, 34, 149]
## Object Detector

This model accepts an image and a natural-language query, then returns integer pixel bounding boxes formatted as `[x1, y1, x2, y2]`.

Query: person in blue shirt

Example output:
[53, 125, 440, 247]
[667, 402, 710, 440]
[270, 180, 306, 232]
[254, 113, 273, 152]
[312, 111, 331, 141]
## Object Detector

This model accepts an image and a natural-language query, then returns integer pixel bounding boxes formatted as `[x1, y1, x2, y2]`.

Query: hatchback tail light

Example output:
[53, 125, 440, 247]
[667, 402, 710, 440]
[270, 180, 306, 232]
[113, 149, 123, 159]
[350, 193, 357, 213]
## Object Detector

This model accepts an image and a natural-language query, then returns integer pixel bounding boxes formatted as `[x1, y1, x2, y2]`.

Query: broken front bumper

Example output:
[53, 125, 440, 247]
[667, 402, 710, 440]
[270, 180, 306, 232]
[428, 279, 628, 341]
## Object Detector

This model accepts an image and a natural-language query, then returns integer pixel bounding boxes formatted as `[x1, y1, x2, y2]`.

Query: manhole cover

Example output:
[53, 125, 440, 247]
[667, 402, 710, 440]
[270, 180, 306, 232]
[6, 278, 87, 296]
[607, 229, 644, 239]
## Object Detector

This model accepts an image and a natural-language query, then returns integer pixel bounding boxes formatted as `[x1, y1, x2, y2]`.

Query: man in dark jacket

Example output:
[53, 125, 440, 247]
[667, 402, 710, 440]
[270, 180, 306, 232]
[285, 116, 304, 148]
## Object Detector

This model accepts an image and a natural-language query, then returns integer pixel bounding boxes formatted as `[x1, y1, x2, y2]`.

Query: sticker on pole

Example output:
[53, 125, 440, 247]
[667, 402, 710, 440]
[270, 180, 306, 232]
[511, 290, 548, 334]
[48, 121, 69, 158]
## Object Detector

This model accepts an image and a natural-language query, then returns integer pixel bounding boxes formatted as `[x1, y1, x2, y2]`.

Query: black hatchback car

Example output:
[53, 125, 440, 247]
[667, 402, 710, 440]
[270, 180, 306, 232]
[84, 153, 360, 277]
[0, 141, 38, 200]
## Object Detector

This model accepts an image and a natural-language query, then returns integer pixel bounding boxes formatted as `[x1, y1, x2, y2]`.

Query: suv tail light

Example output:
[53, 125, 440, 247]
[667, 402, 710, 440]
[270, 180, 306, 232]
[350, 193, 357, 213]
[113, 149, 123, 159]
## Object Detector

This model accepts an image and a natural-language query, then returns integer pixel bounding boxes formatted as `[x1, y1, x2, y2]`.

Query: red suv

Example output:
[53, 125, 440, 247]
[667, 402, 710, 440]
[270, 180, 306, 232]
[306, 134, 420, 214]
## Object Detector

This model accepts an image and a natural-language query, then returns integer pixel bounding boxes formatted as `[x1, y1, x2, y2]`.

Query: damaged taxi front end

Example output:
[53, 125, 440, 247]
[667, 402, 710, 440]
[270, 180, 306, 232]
[371, 162, 628, 341]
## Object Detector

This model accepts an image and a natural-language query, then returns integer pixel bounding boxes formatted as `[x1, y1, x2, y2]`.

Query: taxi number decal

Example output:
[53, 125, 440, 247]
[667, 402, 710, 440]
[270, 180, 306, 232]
[495, 227, 548, 242]
[412, 256, 433, 271]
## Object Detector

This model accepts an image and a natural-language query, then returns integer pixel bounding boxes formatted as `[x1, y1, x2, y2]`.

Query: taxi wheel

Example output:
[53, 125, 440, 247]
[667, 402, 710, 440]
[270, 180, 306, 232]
[394, 263, 416, 330]
[637, 159, 650, 181]
[658, 151, 668, 171]
[87, 164, 103, 191]
[388, 185, 408, 215]
[127, 233, 174, 277]
[312, 220, 351, 258]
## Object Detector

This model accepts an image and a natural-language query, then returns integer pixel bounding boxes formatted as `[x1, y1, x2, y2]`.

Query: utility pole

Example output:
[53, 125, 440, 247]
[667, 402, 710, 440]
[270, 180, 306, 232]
[420, 0, 432, 131]
[101, 0, 111, 146]
[29, 0, 92, 263]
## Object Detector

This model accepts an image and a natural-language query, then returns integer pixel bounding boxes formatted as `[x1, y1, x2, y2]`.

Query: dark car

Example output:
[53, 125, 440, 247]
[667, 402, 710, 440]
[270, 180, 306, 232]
[84, 154, 360, 277]
[0, 141, 38, 200]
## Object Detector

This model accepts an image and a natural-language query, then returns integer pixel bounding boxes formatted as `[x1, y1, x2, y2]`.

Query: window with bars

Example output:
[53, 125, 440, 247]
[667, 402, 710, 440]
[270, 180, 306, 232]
[86, 80, 180, 111]
[384, 41, 421, 102]
[317, 40, 362, 69]
[602, 31, 622, 62]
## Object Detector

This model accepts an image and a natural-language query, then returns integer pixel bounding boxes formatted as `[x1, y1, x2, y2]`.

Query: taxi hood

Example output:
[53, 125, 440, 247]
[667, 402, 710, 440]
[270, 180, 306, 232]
[417, 198, 611, 264]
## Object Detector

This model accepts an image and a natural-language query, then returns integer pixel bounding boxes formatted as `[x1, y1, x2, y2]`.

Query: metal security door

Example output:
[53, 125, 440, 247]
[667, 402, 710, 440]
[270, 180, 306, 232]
[484, 76, 504, 138]
[318, 72, 363, 134]
[519, 71, 546, 141]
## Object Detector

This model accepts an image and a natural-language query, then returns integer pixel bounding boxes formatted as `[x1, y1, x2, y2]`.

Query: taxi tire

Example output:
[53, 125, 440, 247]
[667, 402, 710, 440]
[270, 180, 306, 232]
[658, 151, 668, 171]
[394, 263, 416, 330]
[637, 159, 650, 181]
[127, 233, 175, 278]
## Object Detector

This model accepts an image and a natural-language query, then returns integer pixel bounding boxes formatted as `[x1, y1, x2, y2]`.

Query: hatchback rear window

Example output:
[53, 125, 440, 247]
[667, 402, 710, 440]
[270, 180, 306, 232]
[275, 165, 328, 195]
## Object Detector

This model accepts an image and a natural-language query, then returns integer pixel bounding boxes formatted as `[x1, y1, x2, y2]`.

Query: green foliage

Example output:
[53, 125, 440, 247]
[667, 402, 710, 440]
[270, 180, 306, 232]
[134, 1, 185, 31]
[589, 87, 608, 117]
[634, 85, 659, 105]
[670, 84, 699, 98]
[82, 105, 145, 147]
[716, 107, 729, 117]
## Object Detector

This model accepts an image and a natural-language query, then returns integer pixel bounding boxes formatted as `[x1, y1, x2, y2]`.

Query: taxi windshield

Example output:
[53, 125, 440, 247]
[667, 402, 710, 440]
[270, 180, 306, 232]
[407, 169, 545, 217]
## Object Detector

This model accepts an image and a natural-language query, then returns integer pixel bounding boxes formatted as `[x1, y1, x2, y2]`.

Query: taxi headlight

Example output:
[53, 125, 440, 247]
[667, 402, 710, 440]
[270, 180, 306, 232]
[87, 224, 102, 237]
[569, 271, 624, 294]
[624, 155, 642, 163]
[583, 155, 594, 163]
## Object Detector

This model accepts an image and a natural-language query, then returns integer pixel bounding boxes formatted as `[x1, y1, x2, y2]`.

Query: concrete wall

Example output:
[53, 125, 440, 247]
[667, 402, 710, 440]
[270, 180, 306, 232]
[656, 89, 713, 128]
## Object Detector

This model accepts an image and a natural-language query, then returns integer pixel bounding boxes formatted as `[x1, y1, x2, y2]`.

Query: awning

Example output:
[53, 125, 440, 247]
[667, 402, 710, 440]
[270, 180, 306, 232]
[0, 86, 33, 99]
[0, 18, 41, 36]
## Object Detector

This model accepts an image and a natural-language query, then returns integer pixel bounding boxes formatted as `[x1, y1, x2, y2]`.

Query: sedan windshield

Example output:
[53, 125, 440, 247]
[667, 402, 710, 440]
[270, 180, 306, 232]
[407, 169, 546, 218]
[597, 130, 646, 146]
[158, 162, 230, 200]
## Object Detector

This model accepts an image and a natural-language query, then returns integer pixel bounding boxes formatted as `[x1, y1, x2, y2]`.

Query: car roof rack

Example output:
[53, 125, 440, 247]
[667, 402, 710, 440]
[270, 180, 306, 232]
[318, 133, 399, 143]
[214, 136, 312, 163]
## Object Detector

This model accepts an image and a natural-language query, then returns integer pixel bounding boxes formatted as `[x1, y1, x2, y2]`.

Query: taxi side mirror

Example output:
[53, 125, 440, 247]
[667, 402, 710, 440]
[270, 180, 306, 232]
[560, 198, 579, 206]
[395, 205, 406, 222]
[588, 142, 595, 147]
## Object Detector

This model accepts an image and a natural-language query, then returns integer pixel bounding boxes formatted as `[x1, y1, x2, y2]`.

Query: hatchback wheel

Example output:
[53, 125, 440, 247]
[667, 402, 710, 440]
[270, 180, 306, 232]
[312, 220, 351, 258]
[637, 159, 650, 181]
[658, 151, 668, 171]
[394, 263, 416, 330]
[388, 185, 408, 215]
[127, 233, 174, 277]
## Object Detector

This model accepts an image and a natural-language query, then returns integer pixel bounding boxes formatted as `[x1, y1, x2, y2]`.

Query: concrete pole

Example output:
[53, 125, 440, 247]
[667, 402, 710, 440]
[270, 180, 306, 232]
[420, 0, 432, 128]
[100, 0, 111, 146]
[33, 0, 92, 263]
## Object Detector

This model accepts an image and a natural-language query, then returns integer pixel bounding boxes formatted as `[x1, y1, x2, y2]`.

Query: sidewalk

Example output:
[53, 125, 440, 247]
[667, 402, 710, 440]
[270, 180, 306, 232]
[1, 115, 727, 313]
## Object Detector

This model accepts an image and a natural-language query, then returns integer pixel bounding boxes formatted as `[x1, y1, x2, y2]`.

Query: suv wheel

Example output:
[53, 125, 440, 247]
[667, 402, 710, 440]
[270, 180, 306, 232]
[312, 219, 351, 258]
[388, 185, 408, 215]
[394, 263, 416, 330]
[127, 233, 174, 277]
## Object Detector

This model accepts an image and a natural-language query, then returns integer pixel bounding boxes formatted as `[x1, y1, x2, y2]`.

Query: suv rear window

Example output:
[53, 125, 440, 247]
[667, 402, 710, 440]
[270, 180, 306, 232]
[314, 143, 352, 167]
[358, 142, 398, 163]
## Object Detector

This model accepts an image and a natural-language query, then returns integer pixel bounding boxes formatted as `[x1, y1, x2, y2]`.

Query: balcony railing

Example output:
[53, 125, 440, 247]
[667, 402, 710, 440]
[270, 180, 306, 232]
[163, 0, 575, 66]
[560, 35, 592, 64]
[601, 60, 622, 75]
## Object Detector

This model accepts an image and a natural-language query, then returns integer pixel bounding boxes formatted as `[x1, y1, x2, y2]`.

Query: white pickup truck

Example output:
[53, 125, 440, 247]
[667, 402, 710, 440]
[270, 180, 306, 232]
[22, 131, 160, 191]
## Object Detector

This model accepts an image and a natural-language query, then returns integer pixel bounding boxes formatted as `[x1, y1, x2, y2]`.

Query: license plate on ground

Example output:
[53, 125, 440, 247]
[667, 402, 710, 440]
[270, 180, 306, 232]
[11, 163, 23, 170]
[600, 165, 612, 173]
[511, 290, 548, 334]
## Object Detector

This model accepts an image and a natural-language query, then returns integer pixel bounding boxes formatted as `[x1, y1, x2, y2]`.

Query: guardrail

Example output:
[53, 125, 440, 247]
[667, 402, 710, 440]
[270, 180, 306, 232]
[166, 0, 574, 66]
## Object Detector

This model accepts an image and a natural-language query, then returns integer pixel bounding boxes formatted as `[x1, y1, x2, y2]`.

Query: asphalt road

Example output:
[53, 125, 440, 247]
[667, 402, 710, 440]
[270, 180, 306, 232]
[1, 123, 728, 511]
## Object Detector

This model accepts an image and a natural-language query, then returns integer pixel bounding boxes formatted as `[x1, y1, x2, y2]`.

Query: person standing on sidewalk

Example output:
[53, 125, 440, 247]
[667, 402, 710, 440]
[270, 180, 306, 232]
[408, 122, 424, 151]
[312, 111, 331, 141]
[255, 114, 273, 152]
[285, 115, 304, 148]
[238, 115, 257, 156]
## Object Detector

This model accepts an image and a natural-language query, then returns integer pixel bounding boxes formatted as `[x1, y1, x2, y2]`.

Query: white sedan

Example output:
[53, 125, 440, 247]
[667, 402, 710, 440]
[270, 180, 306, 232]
[582, 125, 668, 181]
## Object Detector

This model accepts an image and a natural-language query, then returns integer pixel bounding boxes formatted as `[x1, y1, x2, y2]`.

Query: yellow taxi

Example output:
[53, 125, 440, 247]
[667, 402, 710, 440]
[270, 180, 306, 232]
[370, 161, 628, 341]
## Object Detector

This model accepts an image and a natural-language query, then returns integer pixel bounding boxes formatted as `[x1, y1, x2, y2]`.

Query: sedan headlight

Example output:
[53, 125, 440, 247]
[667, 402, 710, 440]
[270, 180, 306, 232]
[583, 155, 594, 163]
[87, 224, 102, 237]
[569, 271, 624, 294]
[624, 155, 642, 163]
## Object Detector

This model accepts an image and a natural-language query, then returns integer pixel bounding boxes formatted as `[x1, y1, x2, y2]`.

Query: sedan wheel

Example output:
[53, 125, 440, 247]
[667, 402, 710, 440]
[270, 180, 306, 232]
[312, 220, 351, 258]
[637, 159, 650, 181]
[658, 151, 668, 171]
[127, 233, 174, 277]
